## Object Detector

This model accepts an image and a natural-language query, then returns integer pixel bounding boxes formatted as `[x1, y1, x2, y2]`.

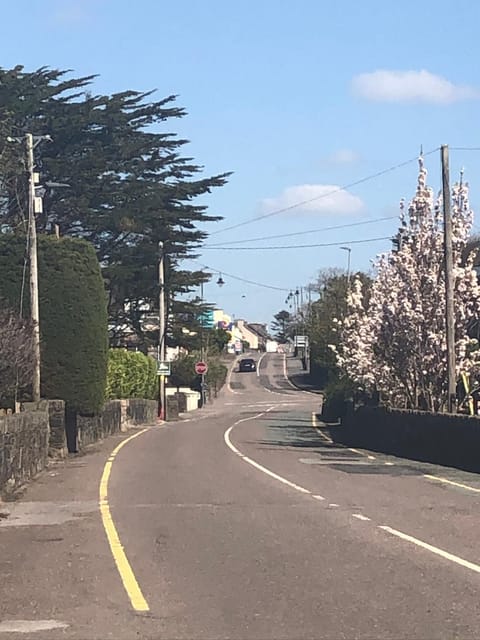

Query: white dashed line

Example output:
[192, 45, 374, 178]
[352, 514, 370, 521]
[312, 494, 325, 501]
[329, 503, 339, 508]
[379, 525, 480, 575]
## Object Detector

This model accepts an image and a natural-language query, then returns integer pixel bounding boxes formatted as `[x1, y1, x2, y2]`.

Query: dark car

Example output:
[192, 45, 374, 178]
[239, 358, 256, 372]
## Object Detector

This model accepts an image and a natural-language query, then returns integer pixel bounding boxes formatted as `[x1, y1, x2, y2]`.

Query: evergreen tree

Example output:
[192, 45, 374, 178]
[0, 66, 230, 348]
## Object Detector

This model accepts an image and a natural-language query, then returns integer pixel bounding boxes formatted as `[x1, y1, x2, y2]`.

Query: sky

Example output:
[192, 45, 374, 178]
[2, 0, 480, 326]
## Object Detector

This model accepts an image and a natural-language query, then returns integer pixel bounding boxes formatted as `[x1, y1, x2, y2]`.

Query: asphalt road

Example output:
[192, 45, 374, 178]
[3, 353, 480, 639]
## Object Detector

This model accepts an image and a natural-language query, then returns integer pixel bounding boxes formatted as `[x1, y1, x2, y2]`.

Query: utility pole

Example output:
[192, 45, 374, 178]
[200, 281, 206, 407]
[26, 133, 41, 403]
[340, 246, 352, 287]
[441, 145, 456, 413]
[158, 241, 166, 420]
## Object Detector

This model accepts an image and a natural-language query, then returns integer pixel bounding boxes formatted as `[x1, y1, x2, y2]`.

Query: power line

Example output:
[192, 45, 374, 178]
[202, 235, 392, 251]
[192, 260, 292, 292]
[205, 215, 398, 247]
[210, 148, 439, 237]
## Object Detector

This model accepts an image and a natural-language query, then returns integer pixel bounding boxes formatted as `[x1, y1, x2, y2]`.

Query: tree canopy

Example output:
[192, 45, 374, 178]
[0, 65, 231, 348]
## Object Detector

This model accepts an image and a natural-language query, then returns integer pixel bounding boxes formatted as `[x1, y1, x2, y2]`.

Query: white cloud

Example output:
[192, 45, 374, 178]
[326, 149, 360, 165]
[352, 69, 479, 104]
[262, 184, 364, 216]
[50, 0, 97, 26]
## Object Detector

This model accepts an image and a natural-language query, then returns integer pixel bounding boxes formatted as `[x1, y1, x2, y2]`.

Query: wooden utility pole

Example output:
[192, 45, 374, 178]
[441, 145, 456, 413]
[26, 133, 41, 403]
[158, 241, 166, 420]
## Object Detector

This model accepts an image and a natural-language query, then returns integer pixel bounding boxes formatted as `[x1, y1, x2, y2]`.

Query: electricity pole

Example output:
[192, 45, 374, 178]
[200, 281, 206, 408]
[158, 241, 166, 420]
[441, 145, 456, 413]
[340, 246, 352, 287]
[26, 133, 41, 403]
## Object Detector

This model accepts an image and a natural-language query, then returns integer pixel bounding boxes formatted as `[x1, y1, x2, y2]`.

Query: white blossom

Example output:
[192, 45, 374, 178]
[336, 157, 480, 411]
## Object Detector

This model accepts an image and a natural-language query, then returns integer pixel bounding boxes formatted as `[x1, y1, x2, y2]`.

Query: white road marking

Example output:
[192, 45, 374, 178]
[224, 409, 312, 495]
[312, 494, 325, 501]
[256, 352, 266, 377]
[379, 525, 480, 575]
[311, 412, 333, 443]
[0, 620, 69, 633]
[299, 458, 372, 466]
[352, 513, 370, 521]
[227, 357, 242, 395]
[384, 462, 395, 466]
[283, 354, 310, 394]
[423, 474, 480, 494]
[329, 503, 339, 508]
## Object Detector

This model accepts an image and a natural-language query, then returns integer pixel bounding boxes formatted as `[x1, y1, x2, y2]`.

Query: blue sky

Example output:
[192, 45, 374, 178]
[2, 0, 480, 325]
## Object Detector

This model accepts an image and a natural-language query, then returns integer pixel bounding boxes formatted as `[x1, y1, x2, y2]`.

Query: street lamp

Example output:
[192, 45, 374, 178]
[340, 246, 352, 287]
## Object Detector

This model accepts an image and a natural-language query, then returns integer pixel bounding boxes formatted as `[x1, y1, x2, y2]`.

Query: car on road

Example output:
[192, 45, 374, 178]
[238, 357, 256, 372]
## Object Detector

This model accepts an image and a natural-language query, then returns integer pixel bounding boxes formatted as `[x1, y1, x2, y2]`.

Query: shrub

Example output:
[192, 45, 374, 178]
[169, 354, 227, 397]
[206, 359, 228, 397]
[0, 306, 34, 406]
[0, 235, 108, 413]
[106, 349, 158, 399]
[322, 376, 355, 422]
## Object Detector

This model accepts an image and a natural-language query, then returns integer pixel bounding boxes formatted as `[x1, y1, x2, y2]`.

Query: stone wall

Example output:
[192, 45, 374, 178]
[75, 399, 158, 451]
[335, 405, 480, 473]
[0, 404, 50, 496]
[0, 398, 158, 494]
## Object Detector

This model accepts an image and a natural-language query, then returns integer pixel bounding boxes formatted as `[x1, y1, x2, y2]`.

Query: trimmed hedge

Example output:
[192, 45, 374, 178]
[0, 235, 108, 413]
[106, 349, 158, 400]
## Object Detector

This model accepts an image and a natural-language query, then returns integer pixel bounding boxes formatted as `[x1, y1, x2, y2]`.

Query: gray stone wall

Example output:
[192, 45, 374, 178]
[48, 399, 67, 457]
[76, 399, 158, 451]
[0, 398, 159, 493]
[0, 407, 50, 496]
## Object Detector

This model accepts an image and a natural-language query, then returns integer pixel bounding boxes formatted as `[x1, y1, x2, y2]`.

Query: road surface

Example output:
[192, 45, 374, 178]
[2, 353, 480, 639]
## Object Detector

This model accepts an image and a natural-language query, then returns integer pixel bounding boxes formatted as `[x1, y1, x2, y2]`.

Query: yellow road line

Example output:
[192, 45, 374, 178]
[423, 474, 480, 494]
[99, 428, 151, 612]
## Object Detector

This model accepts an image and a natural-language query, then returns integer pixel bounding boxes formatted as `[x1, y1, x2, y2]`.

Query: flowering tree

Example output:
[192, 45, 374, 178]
[335, 157, 480, 411]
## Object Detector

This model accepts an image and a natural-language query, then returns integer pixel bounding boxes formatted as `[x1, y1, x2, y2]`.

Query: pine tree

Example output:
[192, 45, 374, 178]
[0, 65, 231, 348]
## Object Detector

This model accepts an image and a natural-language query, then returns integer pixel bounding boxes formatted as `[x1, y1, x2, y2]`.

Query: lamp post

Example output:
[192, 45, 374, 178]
[340, 246, 352, 287]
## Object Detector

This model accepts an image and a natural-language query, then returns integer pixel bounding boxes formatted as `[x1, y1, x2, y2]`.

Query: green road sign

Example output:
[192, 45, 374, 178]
[157, 361, 171, 376]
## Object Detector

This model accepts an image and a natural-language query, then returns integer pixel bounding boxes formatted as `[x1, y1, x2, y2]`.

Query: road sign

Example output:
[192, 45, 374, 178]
[157, 360, 171, 376]
[195, 361, 208, 375]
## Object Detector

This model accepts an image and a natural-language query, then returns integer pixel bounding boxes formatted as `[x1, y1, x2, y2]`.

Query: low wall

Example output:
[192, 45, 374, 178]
[337, 406, 480, 472]
[0, 402, 50, 496]
[166, 387, 200, 412]
[76, 399, 158, 450]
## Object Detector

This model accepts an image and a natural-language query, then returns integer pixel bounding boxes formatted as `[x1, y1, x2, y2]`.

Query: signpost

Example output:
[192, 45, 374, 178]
[157, 360, 171, 376]
[195, 361, 208, 407]
[195, 361, 208, 375]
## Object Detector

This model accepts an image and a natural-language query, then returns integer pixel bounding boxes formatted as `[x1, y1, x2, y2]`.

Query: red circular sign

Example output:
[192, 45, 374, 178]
[195, 361, 208, 375]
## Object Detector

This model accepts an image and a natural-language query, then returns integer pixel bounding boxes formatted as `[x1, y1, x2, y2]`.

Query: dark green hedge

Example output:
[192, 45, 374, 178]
[0, 235, 108, 413]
